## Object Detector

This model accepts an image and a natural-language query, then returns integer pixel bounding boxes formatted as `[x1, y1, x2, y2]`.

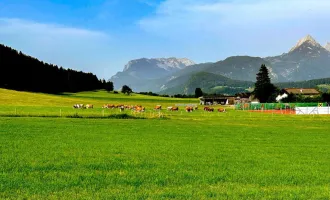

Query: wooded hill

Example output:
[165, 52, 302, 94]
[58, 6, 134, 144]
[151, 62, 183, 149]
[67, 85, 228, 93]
[0, 44, 105, 94]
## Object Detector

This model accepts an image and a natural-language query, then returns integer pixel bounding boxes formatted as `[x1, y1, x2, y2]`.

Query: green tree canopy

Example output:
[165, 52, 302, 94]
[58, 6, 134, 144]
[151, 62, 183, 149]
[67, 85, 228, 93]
[195, 88, 203, 98]
[254, 64, 277, 103]
[121, 85, 133, 95]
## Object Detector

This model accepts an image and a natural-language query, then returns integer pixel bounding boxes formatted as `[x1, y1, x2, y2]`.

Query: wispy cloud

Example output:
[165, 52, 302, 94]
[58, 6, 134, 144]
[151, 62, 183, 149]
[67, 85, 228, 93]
[139, 0, 330, 35]
[0, 18, 112, 77]
[138, 0, 158, 7]
[138, 0, 330, 59]
[0, 18, 108, 41]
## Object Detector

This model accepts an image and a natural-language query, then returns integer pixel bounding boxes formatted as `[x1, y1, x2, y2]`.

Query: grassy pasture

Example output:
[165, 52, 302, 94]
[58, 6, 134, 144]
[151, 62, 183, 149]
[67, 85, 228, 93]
[0, 89, 330, 199]
[0, 89, 197, 107]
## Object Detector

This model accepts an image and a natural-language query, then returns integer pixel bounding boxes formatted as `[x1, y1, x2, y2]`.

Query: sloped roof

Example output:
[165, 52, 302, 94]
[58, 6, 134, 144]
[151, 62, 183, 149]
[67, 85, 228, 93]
[236, 92, 251, 98]
[283, 88, 320, 95]
[199, 96, 236, 100]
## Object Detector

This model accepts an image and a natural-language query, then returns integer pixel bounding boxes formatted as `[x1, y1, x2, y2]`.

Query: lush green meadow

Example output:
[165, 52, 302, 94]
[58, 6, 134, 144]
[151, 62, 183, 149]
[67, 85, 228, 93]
[1, 89, 330, 199]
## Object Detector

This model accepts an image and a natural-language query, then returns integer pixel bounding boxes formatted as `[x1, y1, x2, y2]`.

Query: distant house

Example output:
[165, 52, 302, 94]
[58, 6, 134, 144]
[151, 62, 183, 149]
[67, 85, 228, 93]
[282, 88, 320, 98]
[199, 96, 236, 105]
[235, 93, 254, 104]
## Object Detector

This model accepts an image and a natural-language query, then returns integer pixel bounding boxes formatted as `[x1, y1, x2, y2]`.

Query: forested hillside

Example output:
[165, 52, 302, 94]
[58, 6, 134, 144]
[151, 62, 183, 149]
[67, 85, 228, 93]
[0, 44, 105, 94]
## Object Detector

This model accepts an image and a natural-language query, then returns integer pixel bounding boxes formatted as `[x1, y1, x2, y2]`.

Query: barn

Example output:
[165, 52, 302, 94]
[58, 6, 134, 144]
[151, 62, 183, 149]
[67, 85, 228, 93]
[282, 88, 320, 98]
[199, 96, 236, 105]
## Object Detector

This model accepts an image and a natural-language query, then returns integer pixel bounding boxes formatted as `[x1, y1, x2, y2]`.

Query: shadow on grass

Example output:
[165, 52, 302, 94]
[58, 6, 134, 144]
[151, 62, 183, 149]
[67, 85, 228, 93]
[67, 113, 147, 119]
[0, 113, 170, 120]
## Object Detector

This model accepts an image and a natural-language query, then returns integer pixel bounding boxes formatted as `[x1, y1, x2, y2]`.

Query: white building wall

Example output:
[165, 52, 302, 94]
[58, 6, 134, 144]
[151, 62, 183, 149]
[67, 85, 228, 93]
[296, 107, 330, 115]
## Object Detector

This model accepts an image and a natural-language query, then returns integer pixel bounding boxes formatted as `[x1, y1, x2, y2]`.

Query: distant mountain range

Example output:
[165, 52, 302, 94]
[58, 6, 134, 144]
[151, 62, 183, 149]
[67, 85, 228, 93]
[110, 58, 195, 92]
[110, 35, 330, 95]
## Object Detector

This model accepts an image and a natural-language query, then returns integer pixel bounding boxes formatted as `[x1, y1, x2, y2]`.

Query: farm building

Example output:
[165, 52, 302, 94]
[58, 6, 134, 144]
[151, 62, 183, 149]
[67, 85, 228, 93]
[199, 96, 236, 105]
[235, 93, 254, 104]
[282, 88, 320, 98]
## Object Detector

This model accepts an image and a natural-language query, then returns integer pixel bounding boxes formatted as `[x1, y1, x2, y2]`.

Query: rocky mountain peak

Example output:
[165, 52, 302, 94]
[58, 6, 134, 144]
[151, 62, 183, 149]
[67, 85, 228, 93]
[123, 57, 195, 72]
[289, 34, 322, 53]
[325, 42, 330, 52]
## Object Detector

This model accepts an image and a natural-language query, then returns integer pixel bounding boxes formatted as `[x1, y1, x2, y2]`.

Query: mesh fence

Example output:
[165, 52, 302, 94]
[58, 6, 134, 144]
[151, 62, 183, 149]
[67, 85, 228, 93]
[235, 102, 327, 110]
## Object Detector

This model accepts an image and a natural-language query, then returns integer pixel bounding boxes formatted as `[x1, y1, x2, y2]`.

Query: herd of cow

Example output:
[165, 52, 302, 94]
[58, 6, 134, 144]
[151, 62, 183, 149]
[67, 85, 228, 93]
[103, 104, 145, 112]
[73, 104, 226, 113]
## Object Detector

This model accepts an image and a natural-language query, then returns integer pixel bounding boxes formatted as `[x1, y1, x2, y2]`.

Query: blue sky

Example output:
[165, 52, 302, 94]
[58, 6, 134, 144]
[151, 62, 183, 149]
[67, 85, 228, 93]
[1, 0, 330, 79]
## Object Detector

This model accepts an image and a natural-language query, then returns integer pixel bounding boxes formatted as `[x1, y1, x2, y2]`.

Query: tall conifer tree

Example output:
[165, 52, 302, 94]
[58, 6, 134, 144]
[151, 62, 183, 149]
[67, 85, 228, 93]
[254, 64, 276, 103]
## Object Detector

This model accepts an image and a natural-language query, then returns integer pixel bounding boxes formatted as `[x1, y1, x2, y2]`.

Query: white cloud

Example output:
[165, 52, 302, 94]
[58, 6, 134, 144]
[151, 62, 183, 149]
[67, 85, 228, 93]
[0, 18, 112, 77]
[0, 18, 108, 43]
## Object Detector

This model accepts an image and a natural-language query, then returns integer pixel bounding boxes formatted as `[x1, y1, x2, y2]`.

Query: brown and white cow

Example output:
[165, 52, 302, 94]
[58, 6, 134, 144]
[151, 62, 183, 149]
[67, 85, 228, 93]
[218, 108, 226, 112]
[135, 106, 145, 112]
[185, 106, 193, 112]
[102, 104, 115, 109]
[170, 106, 179, 111]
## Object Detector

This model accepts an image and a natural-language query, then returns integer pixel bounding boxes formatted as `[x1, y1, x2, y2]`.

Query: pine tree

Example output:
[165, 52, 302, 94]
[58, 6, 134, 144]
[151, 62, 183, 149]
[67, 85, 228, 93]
[254, 64, 277, 103]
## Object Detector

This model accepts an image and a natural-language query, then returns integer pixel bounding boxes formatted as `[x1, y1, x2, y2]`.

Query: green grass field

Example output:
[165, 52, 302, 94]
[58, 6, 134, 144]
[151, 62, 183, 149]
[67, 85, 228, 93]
[1, 89, 330, 199]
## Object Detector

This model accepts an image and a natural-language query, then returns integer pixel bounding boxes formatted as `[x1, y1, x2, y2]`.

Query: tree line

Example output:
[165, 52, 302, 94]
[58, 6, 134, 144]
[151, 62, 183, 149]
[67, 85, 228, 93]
[0, 44, 114, 94]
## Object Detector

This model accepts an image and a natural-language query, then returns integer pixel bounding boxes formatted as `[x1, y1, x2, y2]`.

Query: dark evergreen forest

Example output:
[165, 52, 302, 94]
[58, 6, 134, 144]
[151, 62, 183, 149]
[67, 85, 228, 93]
[0, 44, 112, 94]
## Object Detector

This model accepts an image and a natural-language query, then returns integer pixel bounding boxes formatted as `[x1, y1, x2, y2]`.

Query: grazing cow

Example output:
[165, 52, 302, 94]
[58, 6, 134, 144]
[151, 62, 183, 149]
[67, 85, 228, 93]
[135, 106, 145, 112]
[124, 105, 133, 109]
[119, 105, 125, 112]
[168, 106, 178, 111]
[132, 105, 144, 111]
[204, 107, 214, 112]
[154, 105, 162, 110]
[171, 106, 179, 111]
[185, 106, 193, 112]
[85, 104, 93, 109]
[73, 104, 84, 109]
[218, 108, 226, 112]
[116, 104, 124, 109]
[102, 104, 111, 109]
[103, 104, 116, 109]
